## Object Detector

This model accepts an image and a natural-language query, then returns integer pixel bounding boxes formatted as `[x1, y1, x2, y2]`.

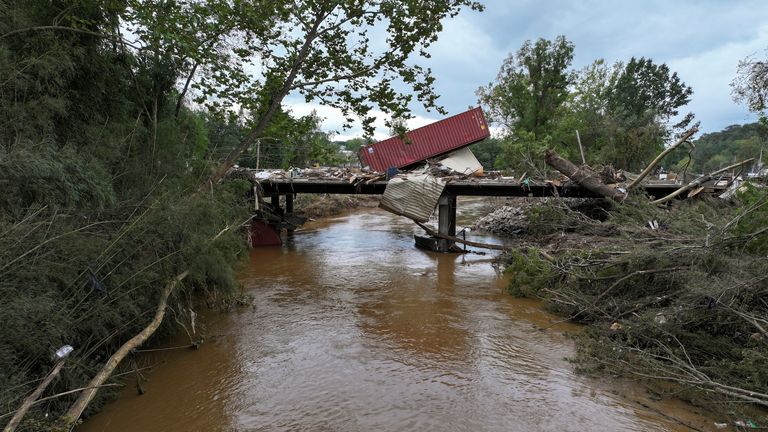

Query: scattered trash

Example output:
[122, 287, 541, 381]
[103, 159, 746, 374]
[54, 345, 74, 359]
[734, 419, 758, 428]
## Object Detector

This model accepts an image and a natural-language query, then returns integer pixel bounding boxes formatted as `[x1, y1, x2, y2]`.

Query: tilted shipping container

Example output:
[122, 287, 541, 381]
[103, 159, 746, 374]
[358, 107, 490, 172]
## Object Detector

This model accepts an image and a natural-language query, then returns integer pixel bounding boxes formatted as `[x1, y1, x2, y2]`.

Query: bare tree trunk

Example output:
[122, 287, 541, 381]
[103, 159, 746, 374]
[202, 15, 324, 190]
[544, 150, 626, 202]
[175, 62, 199, 119]
[627, 128, 698, 191]
[62, 271, 189, 426]
[651, 158, 754, 205]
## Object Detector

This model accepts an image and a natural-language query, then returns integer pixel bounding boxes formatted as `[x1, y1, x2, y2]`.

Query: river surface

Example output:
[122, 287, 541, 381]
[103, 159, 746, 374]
[81, 198, 715, 431]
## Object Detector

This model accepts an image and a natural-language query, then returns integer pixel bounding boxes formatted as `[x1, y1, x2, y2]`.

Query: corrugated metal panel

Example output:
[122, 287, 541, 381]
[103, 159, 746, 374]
[379, 169, 446, 222]
[359, 107, 490, 172]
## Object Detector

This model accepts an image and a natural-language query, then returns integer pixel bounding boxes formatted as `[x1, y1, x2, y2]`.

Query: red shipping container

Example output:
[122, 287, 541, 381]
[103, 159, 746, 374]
[358, 107, 490, 172]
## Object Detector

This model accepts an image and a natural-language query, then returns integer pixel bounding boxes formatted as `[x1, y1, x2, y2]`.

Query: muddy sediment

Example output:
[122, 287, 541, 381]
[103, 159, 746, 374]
[294, 194, 380, 219]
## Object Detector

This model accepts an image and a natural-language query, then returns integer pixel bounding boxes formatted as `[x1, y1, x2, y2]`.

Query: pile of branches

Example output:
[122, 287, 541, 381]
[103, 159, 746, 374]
[504, 187, 768, 416]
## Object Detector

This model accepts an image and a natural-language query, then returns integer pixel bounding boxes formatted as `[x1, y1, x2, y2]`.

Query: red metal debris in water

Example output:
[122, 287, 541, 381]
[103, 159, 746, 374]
[249, 220, 282, 246]
[358, 107, 490, 173]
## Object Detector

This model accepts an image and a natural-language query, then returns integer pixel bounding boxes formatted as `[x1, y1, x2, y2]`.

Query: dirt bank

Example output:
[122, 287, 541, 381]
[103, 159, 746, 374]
[294, 194, 380, 219]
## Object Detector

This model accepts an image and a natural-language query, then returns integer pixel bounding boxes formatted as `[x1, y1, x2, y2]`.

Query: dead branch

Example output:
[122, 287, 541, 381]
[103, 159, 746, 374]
[0, 384, 123, 424]
[412, 219, 556, 262]
[62, 271, 189, 426]
[594, 267, 688, 304]
[651, 159, 755, 205]
[627, 128, 698, 191]
[3, 360, 66, 432]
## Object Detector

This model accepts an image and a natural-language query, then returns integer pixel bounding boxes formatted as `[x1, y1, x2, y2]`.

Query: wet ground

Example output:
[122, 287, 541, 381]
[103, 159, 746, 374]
[80, 198, 715, 431]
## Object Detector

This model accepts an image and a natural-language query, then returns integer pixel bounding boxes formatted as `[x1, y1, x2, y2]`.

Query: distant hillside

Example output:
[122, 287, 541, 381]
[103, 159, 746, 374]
[668, 123, 766, 173]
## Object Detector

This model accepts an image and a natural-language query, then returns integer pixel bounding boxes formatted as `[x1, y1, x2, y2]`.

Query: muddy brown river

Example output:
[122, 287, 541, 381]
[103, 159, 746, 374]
[80, 199, 715, 431]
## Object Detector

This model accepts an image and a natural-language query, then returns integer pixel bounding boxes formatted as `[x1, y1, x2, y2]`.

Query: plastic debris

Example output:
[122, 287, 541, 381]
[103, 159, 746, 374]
[54, 345, 74, 359]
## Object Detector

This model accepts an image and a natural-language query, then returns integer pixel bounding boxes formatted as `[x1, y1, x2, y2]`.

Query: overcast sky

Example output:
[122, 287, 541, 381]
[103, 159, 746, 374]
[285, 0, 768, 141]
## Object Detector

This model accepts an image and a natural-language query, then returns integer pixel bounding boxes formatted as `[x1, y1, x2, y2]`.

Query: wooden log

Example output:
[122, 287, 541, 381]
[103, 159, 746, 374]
[62, 271, 189, 425]
[544, 150, 626, 202]
[626, 127, 698, 191]
[3, 360, 66, 432]
[651, 158, 754, 205]
[412, 220, 555, 262]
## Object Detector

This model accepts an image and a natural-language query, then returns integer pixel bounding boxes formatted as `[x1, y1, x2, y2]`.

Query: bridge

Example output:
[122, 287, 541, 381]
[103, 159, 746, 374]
[254, 176, 725, 253]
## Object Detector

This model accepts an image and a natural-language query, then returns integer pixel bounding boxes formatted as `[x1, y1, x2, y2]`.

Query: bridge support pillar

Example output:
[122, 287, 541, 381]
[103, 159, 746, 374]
[285, 194, 295, 234]
[437, 194, 456, 252]
[270, 195, 280, 212]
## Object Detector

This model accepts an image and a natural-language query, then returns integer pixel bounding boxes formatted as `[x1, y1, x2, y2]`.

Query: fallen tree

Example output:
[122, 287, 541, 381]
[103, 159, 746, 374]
[62, 271, 189, 426]
[544, 150, 627, 202]
[500, 185, 768, 419]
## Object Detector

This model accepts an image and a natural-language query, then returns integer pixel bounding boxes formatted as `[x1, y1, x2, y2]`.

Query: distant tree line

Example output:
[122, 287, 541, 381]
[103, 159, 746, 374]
[476, 36, 695, 172]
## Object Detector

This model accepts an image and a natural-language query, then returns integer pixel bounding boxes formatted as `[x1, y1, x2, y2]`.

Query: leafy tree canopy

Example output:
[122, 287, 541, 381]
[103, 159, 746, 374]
[477, 37, 695, 172]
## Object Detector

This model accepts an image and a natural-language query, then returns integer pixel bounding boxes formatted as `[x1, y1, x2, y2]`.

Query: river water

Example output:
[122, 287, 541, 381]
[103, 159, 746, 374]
[80, 199, 714, 431]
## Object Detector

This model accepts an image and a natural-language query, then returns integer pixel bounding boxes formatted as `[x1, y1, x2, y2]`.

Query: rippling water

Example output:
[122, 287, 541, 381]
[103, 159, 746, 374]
[80, 198, 713, 431]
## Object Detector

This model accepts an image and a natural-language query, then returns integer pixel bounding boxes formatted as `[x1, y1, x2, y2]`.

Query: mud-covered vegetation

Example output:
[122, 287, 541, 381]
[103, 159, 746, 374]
[497, 188, 768, 418]
[295, 195, 380, 219]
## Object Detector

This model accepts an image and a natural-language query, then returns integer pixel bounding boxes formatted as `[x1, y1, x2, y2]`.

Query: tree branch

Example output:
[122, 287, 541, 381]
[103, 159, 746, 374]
[62, 271, 189, 426]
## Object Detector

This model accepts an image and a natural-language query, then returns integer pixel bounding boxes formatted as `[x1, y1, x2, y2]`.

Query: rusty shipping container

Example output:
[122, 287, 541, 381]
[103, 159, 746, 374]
[358, 107, 490, 172]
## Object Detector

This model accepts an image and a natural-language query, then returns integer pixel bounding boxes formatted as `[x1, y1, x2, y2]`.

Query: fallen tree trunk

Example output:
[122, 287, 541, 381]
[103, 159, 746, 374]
[62, 271, 189, 425]
[3, 360, 66, 432]
[651, 158, 754, 205]
[544, 150, 626, 202]
[626, 128, 698, 191]
[412, 220, 555, 262]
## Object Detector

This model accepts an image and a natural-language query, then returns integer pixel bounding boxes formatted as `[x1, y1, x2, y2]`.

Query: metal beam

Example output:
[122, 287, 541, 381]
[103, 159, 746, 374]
[257, 178, 700, 199]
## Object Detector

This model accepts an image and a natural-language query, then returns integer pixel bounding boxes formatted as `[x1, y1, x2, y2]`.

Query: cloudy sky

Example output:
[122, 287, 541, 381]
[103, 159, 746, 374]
[285, 0, 768, 141]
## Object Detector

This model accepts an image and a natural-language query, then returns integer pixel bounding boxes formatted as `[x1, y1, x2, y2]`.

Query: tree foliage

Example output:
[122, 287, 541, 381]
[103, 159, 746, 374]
[477, 36, 574, 138]
[665, 122, 767, 173]
[0, 1, 480, 428]
[733, 52, 768, 117]
[477, 38, 695, 171]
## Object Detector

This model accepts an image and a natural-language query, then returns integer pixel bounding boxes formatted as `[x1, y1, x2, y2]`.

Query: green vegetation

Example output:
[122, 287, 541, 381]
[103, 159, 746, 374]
[0, 0, 480, 429]
[502, 194, 768, 416]
[665, 122, 767, 173]
[477, 36, 694, 172]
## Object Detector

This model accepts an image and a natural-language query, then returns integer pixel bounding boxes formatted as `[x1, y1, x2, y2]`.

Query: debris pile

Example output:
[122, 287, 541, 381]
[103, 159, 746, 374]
[472, 205, 529, 236]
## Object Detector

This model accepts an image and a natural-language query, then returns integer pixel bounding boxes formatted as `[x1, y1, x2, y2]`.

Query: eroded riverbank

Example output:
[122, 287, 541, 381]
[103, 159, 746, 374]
[80, 199, 716, 431]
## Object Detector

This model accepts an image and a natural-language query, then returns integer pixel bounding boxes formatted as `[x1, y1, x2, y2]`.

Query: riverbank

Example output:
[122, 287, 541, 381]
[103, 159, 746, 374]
[294, 194, 380, 219]
[473, 189, 768, 426]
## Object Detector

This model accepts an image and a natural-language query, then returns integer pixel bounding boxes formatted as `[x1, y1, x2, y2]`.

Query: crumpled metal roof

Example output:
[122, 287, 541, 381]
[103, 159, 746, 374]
[379, 167, 447, 222]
